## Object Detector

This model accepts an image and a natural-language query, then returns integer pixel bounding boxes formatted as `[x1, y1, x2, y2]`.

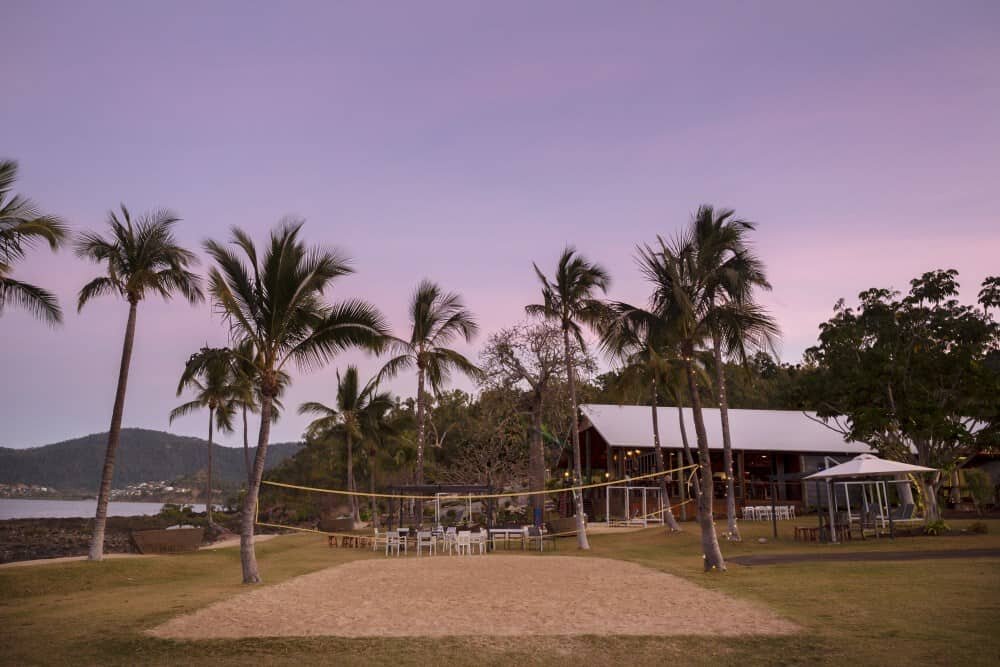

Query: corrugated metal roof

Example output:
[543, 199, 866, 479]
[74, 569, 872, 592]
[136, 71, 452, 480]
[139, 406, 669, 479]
[581, 404, 872, 455]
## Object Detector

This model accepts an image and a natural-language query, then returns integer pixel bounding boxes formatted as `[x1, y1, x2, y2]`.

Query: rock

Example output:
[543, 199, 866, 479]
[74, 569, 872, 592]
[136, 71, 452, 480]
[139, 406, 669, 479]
[757, 537, 768, 544]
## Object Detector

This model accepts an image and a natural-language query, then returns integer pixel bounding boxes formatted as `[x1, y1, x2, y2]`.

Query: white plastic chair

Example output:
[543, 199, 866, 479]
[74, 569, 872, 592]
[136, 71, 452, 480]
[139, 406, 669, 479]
[386, 532, 402, 557]
[472, 530, 487, 555]
[788, 505, 796, 520]
[443, 527, 457, 556]
[416, 530, 435, 557]
[371, 527, 387, 552]
[456, 530, 472, 555]
[742, 506, 756, 521]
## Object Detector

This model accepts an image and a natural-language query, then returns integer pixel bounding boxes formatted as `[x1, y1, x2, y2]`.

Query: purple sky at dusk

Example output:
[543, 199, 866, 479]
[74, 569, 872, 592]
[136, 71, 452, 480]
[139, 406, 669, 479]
[3, 1, 998, 448]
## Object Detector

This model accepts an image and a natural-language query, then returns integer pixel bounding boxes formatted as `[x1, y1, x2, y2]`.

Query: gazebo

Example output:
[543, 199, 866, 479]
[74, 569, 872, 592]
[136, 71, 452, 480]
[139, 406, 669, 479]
[804, 454, 937, 542]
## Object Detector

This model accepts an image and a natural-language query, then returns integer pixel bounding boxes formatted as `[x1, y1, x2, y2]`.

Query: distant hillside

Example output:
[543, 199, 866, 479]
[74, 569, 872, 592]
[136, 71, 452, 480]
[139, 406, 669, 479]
[0, 429, 303, 491]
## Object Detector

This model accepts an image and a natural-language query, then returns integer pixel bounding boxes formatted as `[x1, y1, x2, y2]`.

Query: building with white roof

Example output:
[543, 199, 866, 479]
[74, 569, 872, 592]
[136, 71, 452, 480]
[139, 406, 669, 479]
[559, 404, 873, 519]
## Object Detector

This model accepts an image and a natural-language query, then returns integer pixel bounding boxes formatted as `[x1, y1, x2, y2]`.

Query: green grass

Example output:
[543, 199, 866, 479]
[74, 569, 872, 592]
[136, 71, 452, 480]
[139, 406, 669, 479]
[2, 520, 999, 666]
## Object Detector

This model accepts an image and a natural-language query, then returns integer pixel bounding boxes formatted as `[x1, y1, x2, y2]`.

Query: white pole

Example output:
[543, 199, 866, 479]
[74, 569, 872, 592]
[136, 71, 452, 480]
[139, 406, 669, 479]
[827, 479, 838, 544]
[642, 488, 648, 528]
[606, 485, 610, 526]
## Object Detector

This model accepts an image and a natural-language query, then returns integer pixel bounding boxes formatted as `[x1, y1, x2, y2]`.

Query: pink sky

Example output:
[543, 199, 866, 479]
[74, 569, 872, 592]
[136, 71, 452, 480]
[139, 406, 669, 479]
[2, 1, 998, 447]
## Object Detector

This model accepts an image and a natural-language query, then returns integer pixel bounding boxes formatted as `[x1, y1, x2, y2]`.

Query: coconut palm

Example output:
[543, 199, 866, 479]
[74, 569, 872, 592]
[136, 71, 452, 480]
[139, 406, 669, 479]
[299, 366, 388, 523]
[600, 301, 683, 532]
[76, 206, 203, 561]
[376, 280, 480, 524]
[170, 347, 238, 525]
[526, 247, 610, 550]
[688, 205, 779, 541]
[204, 220, 387, 583]
[635, 235, 727, 570]
[0, 159, 69, 324]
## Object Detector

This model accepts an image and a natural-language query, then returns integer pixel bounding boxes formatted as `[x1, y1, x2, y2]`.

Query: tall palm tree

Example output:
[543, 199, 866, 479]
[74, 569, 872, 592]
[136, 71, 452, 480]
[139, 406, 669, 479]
[376, 280, 480, 525]
[526, 247, 610, 550]
[688, 205, 779, 541]
[358, 388, 395, 528]
[170, 347, 238, 525]
[635, 235, 727, 570]
[0, 159, 69, 324]
[76, 206, 203, 561]
[204, 220, 387, 583]
[299, 366, 387, 523]
[601, 301, 683, 532]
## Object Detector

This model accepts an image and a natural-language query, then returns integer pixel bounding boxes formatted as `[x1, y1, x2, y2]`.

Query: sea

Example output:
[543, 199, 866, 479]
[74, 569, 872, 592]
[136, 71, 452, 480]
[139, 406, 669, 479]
[0, 498, 208, 520]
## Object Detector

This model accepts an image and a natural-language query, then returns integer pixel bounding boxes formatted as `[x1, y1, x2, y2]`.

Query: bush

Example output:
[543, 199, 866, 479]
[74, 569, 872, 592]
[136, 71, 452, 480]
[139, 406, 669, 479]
[964, 469, 993, 512]
[923, 519, 950, 536]
[968, 521, 988, 534]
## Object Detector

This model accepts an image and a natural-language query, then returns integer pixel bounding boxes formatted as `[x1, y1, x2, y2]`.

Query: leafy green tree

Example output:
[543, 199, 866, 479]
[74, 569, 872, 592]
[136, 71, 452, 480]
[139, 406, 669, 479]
[299, 366, 388, 523]
[76, 206, 203, 560]
[376, 280, 480, 524]
[687, 205, 779, 541]
[804, 269, 1000, 521]
[0, 159, 69, 324]
[170, 347, 238, 525]
[480, 321, 594, 525]
[527, 247, 610, 550]
[204, 220, 387, 583]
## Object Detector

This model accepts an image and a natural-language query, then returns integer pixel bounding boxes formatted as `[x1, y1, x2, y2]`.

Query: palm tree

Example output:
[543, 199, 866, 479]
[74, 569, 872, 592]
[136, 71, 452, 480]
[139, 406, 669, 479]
[376, 280, 480, 525]
[76, 206, 203, 560]
[204, 220, 387, 583]
[688, 205, 779, 541]
[299, 366, 387, 523]
[0, 159, 69, 324]
[601, 301, 683, 532]
[358, 389, 395, 528]
[170, 347, 238, 525]
[526, 247, 610, 550]
[635, 235, 727, 570]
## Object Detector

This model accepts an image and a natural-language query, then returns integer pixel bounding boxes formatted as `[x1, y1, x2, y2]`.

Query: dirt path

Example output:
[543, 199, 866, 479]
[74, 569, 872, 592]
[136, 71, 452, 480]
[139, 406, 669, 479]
[150, 555, 798, 640]
[728, 548, 1000, 566]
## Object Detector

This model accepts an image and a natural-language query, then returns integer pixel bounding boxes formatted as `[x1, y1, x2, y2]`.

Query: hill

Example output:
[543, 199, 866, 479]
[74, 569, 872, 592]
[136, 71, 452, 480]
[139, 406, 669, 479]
[0, 429, 302, 491]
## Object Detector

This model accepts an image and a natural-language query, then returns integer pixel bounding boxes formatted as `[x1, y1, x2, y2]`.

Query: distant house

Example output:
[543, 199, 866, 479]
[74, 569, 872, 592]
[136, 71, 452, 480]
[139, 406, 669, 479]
[560, 404, 872, 519]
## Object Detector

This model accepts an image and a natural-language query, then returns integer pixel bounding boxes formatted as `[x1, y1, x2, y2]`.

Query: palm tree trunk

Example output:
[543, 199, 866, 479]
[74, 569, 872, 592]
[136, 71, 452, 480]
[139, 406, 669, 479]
[240, 389, 273, 584]
[88, 300, 138, 561]
[677, 403, 696, 519]
[650, 383, 681, 532]
[712, 334, 740, 541]
[562, 326, 590, 550]
[683, 357, 726, 571]
[206, 407, 214, 526]
[347, 432, 359, 523]
[242, 404, 251, 488]
[415, 363, 426, 526]
[369, 450, 378, 530]
[529, 395, 546, 526]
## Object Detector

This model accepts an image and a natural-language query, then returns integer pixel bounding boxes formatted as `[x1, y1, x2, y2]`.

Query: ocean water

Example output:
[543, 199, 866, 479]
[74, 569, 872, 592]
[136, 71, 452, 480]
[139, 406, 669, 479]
[0, 498, 207, 520]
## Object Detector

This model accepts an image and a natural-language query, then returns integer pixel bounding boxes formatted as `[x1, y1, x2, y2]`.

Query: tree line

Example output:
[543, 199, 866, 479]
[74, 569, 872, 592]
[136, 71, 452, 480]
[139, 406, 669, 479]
[3, 157, 997, 580]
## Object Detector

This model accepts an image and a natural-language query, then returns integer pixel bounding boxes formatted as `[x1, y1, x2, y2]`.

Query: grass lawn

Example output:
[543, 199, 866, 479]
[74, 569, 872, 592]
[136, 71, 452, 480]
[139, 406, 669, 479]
[2, 519, 998, 666]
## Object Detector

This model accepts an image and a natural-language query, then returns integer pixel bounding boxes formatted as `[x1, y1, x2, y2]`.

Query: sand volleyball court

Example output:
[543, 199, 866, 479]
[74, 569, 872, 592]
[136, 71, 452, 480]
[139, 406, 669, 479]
[150, 555, 797, 639]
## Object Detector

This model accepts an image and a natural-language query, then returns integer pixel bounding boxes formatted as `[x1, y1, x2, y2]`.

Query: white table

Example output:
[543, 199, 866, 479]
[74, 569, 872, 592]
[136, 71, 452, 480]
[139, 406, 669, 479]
[488, 528, 525, 549]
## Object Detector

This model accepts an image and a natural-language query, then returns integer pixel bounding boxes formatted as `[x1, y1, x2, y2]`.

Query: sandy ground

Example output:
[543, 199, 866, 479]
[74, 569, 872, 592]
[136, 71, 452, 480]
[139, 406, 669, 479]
[0, 533, 279, 568]
[150, 555, 798, 639]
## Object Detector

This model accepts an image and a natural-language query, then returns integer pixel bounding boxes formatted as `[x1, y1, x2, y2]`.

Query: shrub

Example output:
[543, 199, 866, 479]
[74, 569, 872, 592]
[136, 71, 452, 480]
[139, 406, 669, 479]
[923, 519, 950, 536]
[964, 469, 993, 513]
